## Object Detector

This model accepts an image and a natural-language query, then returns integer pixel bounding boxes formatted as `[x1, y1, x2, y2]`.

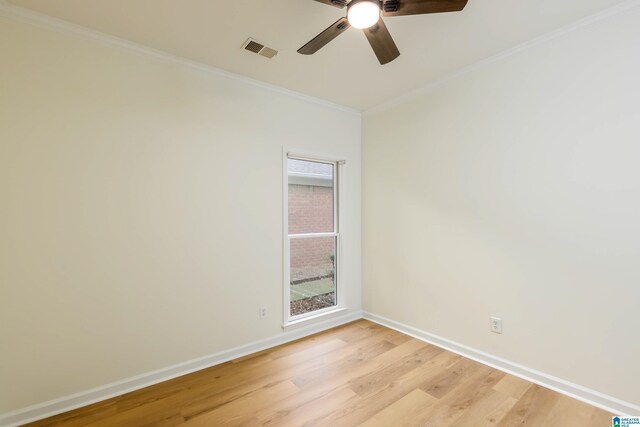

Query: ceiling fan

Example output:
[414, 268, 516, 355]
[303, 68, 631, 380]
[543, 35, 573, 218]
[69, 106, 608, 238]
[298, 0, 468, 65]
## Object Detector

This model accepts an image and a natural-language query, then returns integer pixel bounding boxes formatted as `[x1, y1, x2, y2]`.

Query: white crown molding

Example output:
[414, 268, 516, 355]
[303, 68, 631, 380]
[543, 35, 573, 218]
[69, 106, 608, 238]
[2, 0, 638, 116]
[363, 312, 640, 417]
[0, 0, 360, 116]
[0, 310, 363, 427]
[364, 0, 640, 116]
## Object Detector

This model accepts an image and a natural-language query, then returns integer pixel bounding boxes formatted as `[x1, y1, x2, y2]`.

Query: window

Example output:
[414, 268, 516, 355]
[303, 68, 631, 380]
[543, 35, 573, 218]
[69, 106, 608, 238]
[285, 155, 341, 322]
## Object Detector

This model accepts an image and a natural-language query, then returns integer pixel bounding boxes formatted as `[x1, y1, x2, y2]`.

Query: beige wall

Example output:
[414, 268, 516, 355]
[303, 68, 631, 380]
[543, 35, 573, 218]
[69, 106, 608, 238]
[363, 7, 640, 406]
[0, 15, 361, 413]
[3, 0, 639, 417]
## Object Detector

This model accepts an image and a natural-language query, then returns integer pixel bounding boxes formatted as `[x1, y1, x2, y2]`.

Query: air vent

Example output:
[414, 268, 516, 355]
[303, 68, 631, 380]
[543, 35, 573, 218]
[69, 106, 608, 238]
[244, 40, 264, 54]
[259, 47, 278, 59]
[242, 38, 278, 59]
[383, 0, 400, 12]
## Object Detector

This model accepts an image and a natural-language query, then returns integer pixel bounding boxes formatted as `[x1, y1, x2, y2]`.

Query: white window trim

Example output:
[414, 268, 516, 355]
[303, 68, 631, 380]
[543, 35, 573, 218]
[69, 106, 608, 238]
[282, 147, 347, 330]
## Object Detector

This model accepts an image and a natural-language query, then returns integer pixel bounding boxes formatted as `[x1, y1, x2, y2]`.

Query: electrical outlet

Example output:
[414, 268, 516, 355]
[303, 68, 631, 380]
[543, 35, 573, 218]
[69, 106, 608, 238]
[490, 317, 503, 334]
[259, 307, 268, 319]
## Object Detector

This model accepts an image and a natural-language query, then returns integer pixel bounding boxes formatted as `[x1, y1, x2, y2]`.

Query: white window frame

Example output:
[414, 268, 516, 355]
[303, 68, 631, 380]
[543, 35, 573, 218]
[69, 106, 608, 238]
[283, 148, 346, 329]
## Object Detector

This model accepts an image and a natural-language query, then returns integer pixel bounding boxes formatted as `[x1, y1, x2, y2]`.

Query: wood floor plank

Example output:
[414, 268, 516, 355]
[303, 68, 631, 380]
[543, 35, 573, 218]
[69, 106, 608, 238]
[139, 414, 186, 427]
[26, 400, 118, 427]
[429, 350, 463, 369]
[27, 320, 614, 427]
[178, 336, 388, 420]
[291, 339, 397, 388]
[177, 326, 403, 421]
[411, 365, 504, 426]
[496, 384, 562, 427]
[335, 322, 388, 343]
[420, 356, 485, 399]
[292, 338, 423, 389]
[315, 354, 471, 426]
[492, 372, 533, 400]
[453, 389, 518, 427]
[180, 381, 300, 426]
[357, 389, 437, 427]
[349, 343, 443, 397]
[542, 395, 614, 427]
[258, 386, 360, 426]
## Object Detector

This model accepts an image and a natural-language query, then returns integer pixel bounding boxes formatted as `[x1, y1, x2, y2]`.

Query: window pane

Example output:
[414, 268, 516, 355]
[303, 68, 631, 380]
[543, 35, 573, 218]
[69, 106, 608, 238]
[290, 236, 336, 316]
[288, 158, 334, 234]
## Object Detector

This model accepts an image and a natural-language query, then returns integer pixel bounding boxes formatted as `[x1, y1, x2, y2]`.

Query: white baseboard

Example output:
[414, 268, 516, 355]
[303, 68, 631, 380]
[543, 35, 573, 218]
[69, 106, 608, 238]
[363, 311, 640, 417]
[3, 309, 637, 426]
[0, 310, 362, 427]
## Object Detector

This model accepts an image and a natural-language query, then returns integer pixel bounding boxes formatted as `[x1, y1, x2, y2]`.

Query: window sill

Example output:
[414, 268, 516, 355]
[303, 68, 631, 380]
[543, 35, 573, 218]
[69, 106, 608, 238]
[282, 307, 348, 332]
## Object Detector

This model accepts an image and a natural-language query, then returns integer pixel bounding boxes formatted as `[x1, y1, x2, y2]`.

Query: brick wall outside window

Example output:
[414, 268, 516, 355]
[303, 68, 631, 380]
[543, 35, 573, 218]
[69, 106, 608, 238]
[288, 184, 335, 282]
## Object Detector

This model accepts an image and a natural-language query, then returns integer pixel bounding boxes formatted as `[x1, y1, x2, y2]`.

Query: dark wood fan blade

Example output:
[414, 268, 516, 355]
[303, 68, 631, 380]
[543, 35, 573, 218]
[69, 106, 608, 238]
[382, 0, 468, 17]
[298, 17, 351, 55]
[312, 0, 347, 9]
[363, 18, 400, 65]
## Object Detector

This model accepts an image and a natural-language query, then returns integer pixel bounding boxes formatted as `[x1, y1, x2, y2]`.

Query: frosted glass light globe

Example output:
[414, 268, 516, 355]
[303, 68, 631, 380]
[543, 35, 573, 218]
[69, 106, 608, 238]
[348, 1, 380, 29]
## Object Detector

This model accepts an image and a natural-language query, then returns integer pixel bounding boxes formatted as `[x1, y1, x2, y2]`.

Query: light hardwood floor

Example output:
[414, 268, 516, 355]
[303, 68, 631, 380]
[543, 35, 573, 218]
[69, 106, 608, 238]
[27, 320, 612, 426]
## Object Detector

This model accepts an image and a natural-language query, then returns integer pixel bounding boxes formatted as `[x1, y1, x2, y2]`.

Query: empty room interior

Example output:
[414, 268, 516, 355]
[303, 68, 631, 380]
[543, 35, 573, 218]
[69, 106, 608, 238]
[1, 0, 639, 425]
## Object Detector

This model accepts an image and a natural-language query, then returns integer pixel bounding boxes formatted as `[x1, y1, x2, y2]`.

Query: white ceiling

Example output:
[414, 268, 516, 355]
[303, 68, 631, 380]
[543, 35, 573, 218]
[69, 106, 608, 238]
[8, 0, 628, 110]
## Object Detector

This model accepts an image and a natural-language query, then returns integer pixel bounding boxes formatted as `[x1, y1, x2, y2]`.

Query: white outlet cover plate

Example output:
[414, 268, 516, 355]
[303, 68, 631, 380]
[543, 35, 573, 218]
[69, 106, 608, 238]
[490, 317, 503, 334]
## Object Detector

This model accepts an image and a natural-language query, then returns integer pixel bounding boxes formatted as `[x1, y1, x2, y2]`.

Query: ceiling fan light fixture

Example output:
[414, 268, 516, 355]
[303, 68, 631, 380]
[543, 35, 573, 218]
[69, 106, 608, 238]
[347, 0, 380, 29]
